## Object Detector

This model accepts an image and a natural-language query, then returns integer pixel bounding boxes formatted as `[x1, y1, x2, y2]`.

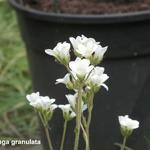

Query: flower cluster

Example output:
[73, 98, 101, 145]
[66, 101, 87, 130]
[50, 35, 109, 93]
[70, 35, 107, 65]
[43, 35, 109, 150]
[26, 92, 57, 111]
[41, 35, 109, 122]
[26, 92, 57, 121]
[25, 35, 140, 150]
[26, 35, 109, 150]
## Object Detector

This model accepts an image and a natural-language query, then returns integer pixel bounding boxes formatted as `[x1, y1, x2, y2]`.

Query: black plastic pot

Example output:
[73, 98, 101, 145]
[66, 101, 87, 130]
[9, 0, 150, 149]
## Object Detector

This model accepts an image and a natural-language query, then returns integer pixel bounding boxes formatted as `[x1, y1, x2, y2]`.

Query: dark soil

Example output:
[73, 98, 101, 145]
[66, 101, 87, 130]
[23, 0, 150, 14]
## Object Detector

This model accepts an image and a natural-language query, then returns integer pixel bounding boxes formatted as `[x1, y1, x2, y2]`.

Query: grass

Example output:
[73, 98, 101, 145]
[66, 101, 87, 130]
[0, 1, 39, 141]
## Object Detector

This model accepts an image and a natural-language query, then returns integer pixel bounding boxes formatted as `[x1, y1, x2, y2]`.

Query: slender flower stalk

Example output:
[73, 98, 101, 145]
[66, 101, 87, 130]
[39, 112, 54, 150]
[58, 104, 76, 150]
[118, 115, 139, 150]
[74, 86, 83, 150]
[121, 136, 127, 150]
[114, 142, 132, 150]
[60, 120, 68, 150]
[80, 123, 89, 150]
[86, 93, 94, 150]
[45, 126, 54, 150]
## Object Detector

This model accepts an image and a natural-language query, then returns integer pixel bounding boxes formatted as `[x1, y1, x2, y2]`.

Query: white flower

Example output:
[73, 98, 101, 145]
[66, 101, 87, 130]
[66, 93, 87, 112]
[59, 104, 76, 120]
[91, 46, 108, 65]
[26, 92, 41, 108]
[56, 73, 70, 84]
[26, 92, 57, 111]
[69, 57, 94, 80]
[118, 115, 139, 130]
[55, 73, 73, 89]
[40, 96, 57, 110]
[48, 104, 58, 112]
[45, 42, 70, 65]
[87, 67, 109, 91]
[59, 104, 71, 113]
[65, 93, 78, 109]
[69, 35, 100, 58]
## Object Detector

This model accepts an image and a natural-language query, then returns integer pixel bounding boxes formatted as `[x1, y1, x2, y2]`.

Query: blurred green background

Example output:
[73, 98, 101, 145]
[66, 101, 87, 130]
[0, 0, 39, 145]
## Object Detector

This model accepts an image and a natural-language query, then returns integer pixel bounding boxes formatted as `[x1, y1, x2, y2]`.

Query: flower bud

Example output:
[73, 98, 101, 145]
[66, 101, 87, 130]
[59, 104, 76, 121]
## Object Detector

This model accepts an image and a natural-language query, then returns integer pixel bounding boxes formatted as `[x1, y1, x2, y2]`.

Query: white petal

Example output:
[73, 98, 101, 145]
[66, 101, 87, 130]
[100, 74, 109, 83]
[59, 104, 70, 112]
[70, 112, 76, 118]
[69, 37, 77, 49]
[82, 104, 88, 112]
[55, 73, 70, 85]
[50, 104, 58, 111]
[118, 115, 139, 130]
[101, 84, 109, 91]
[55, 79, 64, 84]
[45, 49, 55, 56]
[66, 93, 77, 108]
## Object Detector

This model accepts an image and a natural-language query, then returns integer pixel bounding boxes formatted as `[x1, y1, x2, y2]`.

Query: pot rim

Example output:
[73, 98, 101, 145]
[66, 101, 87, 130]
[9, 0, 150, 24]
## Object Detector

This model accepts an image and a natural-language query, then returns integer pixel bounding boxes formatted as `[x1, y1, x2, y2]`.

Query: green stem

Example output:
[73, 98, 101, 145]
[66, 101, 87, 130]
[86, 93, 94, 150]
[39, 112, 46, 127]
[82, 115, 87, 130]
[60, 120, 68, 150]
[74, 86, 83, 150]
[39, 112, 54, 150]
[80, 122, 89, 150]
[121, 136, 127, 150]
[114, 142, 132, 150]
[66, 65, 76, 81]
[45, 126, 54, 150]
